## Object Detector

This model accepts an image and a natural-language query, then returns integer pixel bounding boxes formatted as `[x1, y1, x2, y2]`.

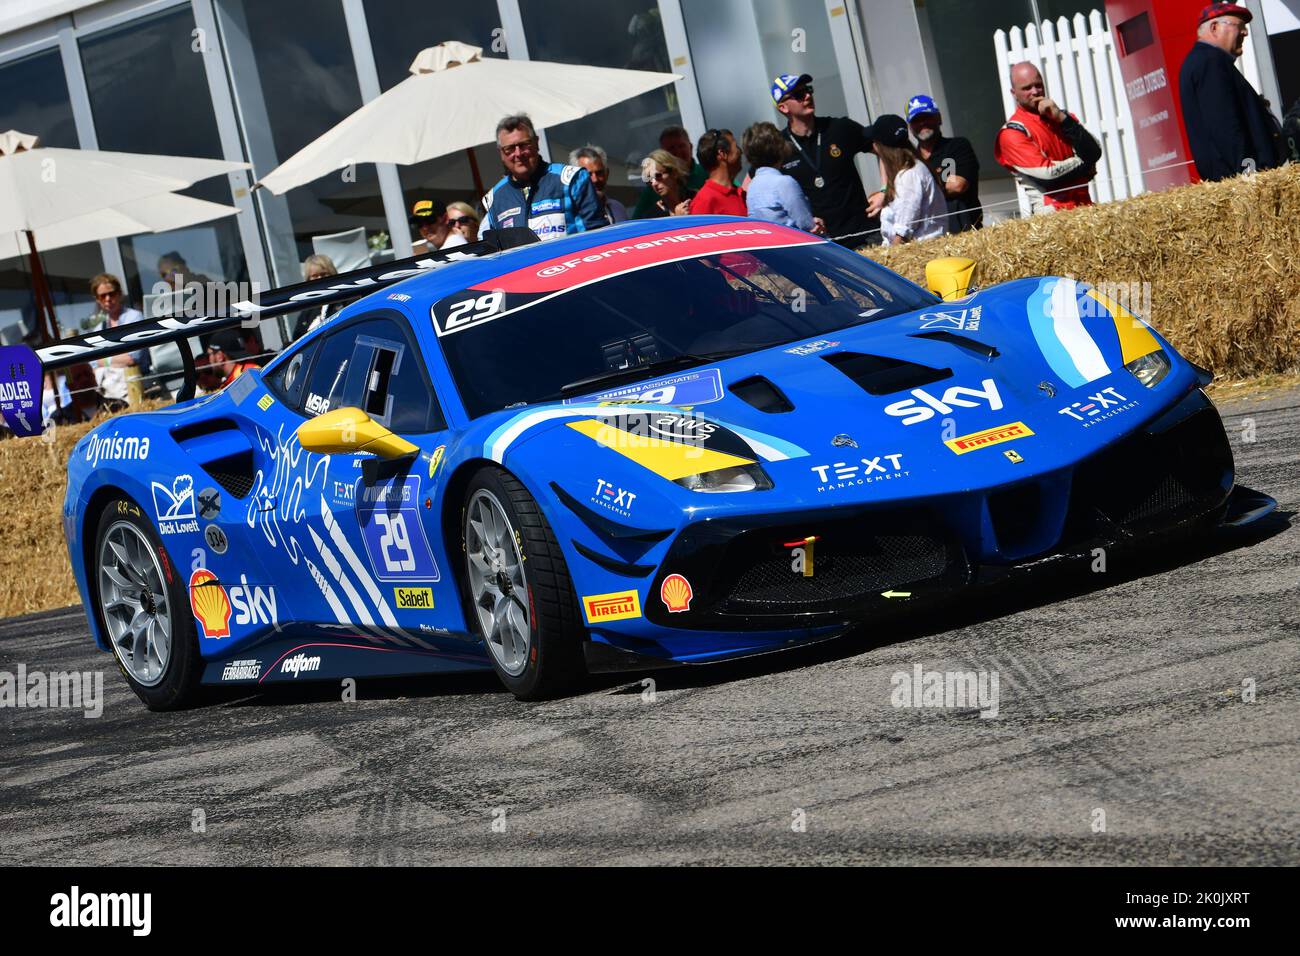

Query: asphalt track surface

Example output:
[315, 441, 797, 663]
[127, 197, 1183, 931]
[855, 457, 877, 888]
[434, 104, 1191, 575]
[1, 388, 1296, 866]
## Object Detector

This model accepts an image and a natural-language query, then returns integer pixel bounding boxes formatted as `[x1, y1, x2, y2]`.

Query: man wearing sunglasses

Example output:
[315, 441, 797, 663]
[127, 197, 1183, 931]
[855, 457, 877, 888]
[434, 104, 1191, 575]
[772, 73, 878, 248]
[408, 197, 468, 252]
[481, 113, 604, 242]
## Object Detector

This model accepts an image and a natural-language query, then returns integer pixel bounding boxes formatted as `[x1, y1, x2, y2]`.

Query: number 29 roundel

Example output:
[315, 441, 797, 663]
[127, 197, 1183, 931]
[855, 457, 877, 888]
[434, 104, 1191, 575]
[431, 288, 513, 337]
[356, 475, 441, 582]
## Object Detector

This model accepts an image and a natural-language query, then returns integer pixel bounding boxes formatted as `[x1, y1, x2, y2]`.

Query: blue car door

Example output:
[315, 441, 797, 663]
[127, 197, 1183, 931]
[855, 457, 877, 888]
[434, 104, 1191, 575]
[267, 310, 469, 654]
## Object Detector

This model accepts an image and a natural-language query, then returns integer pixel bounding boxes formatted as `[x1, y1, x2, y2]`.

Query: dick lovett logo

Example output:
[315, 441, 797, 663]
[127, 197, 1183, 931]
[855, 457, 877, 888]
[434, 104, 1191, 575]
[884, 379, 1002, 426]
[1058, 386, 1137, 426]
[810, 454, 907, 492]
[151, 474, 199, 536]
[50, 886, 151, 936]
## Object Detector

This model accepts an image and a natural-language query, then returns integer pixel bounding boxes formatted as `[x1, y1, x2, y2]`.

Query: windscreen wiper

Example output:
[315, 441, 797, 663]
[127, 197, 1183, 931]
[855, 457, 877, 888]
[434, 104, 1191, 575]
[559, 349, 750, 397]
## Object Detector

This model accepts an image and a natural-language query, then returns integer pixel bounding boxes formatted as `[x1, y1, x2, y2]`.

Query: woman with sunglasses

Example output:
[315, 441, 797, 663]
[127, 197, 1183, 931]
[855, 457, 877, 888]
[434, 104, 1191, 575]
[446, 202, 481, 243]
[86, 272, 150, 411]
[637, 149, 694, 218]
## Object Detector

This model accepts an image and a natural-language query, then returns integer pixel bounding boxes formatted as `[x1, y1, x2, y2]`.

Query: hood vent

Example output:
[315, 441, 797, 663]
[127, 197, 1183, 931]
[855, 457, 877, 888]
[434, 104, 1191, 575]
[729, 375, 794, 413]
[909, 330, 1000, 358]
[821, 352, 951, 396]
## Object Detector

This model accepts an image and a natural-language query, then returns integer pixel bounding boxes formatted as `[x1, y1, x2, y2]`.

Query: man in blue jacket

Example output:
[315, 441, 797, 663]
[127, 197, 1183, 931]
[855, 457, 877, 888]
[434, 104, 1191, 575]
[1179, 2, 1282, 182]
[482, 114, 604, 241]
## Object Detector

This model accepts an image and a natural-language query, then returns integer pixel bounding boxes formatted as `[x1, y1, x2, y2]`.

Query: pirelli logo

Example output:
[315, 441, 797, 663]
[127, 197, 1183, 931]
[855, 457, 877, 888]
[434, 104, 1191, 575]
[582, 590, 642, 624]
[394, 587, 434, 610]
[945, 421, 1035, 455]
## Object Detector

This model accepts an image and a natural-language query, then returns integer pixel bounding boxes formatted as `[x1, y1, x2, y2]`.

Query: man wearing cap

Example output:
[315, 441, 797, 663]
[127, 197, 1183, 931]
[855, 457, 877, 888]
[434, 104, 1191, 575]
[1180, 2, 1282, 182]
[906, 94, 982, 232]
[771, 73, 878, 246]
[409, 197, 468, 252]
[995, 62, 1102, 213]
[207, 330, 261, 389]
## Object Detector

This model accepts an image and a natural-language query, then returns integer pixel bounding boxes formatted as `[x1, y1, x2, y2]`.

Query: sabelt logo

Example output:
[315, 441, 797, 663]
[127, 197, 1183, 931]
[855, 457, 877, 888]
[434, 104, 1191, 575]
[582, 590, 642, 624]
[189, 569, 231, 639]
[945, 422, 1035, 455]
[884, 379, 1003, 426]
[394, 587, 434, 610]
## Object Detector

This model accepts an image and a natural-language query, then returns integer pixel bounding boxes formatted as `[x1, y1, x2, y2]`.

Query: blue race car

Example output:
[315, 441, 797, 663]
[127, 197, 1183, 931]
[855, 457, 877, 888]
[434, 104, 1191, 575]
[41, 217, 1273, 708]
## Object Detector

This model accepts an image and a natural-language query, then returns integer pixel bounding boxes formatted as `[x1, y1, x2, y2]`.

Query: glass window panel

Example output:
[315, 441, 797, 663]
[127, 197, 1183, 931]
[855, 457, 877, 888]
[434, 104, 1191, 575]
[518, 0, 682, 208]
[0, 47, 79, 147]
[363, 0, 504, 92]
[0, 243, 104, 345]
[362, 0, 504, 234]
[79, 5, 249, 302]
[0, 48, 103, 339]
[217, 0, 387, 286]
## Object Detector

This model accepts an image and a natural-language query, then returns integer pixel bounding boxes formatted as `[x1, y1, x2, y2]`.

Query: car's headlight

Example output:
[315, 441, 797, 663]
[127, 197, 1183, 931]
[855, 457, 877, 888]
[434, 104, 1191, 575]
[674, 464, 773, 493]
[1125, 350, 1171, 388]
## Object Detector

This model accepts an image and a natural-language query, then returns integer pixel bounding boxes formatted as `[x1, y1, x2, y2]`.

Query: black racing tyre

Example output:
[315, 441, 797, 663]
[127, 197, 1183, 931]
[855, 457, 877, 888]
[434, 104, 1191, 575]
[92, 497, 203, 710]
[460, 466, 586, 699]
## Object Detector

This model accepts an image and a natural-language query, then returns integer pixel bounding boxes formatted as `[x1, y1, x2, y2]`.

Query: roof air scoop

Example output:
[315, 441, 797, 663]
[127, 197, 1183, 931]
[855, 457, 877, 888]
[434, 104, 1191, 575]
[821, 352, 952, 396]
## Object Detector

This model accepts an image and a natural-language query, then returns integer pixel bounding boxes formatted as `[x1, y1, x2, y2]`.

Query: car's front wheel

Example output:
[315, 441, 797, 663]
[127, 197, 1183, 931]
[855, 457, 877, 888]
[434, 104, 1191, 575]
[93, 498, 202, 710]
[461, 467, 586, 699]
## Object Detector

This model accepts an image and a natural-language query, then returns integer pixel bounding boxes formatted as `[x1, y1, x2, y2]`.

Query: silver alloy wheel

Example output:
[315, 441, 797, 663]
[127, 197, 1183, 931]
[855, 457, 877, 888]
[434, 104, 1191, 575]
[98, 519, 173, 687]
[464, 488, 531, 677]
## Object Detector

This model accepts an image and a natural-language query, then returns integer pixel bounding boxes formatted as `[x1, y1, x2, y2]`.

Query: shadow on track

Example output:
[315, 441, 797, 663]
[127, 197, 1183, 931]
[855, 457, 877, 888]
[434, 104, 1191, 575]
[204, 511, 1293, 709]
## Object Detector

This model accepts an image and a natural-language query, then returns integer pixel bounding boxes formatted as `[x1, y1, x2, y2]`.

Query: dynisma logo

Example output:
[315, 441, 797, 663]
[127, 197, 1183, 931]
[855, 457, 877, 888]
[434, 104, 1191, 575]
[84, 433, 150, 466]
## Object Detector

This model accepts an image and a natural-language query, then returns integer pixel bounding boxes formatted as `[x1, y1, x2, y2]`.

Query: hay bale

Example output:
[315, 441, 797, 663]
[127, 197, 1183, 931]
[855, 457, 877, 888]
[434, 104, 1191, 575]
[0, 401, 169, 619]
[864, 164, 1300, 379]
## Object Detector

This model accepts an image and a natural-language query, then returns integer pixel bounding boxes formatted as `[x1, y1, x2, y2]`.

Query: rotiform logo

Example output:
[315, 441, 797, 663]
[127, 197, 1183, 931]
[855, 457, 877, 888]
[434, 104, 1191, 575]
[50, 886, 151, 936]
[280, 653, 321, 678]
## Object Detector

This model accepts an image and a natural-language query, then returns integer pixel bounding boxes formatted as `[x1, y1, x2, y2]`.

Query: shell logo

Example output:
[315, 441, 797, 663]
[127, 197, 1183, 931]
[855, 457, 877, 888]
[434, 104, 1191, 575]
[660, 573, 693, 613]
[189, 568, 232, 639]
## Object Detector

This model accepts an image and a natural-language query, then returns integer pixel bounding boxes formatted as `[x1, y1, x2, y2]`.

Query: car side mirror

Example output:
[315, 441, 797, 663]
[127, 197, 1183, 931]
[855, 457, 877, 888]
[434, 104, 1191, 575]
[296, 407, 418, 459]
[925, 256, 978, 301]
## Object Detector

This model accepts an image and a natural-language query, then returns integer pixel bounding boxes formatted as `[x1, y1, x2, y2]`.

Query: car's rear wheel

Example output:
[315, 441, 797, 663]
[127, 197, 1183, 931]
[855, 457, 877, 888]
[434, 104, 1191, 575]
[461, 467, 585, 699]
[93, 499, 202, 710]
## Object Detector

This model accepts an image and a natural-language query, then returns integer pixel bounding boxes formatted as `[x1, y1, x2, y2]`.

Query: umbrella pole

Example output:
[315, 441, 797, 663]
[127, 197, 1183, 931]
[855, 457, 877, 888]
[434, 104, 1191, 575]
[466, 148, 485, 199]
[24, 230, 61, 344]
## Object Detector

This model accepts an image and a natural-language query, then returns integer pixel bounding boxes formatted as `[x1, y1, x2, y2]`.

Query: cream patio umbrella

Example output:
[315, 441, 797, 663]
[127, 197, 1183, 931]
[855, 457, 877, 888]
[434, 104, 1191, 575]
[257, 41, 682, 196]
[0, 192, 241, 260]
[0, 130, 250, 341]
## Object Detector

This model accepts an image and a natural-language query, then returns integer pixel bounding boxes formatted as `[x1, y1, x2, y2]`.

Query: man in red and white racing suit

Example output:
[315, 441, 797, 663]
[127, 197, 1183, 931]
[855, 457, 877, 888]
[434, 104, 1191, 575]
[995, 62, 1102, 213]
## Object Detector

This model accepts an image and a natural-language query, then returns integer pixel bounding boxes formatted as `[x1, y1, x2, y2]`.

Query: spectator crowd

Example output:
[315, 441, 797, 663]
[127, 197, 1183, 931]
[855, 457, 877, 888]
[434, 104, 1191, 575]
[29, 1, 1291, 424]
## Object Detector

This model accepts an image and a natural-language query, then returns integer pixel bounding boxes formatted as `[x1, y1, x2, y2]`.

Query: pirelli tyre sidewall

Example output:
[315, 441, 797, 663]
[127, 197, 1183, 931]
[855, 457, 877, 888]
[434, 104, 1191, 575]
[460, 467, 586, 700]
[92, 497, 203, 710]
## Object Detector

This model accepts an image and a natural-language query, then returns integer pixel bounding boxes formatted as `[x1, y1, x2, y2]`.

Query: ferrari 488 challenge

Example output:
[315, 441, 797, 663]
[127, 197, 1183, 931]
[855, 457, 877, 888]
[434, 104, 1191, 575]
[24, 217, 1273, 708]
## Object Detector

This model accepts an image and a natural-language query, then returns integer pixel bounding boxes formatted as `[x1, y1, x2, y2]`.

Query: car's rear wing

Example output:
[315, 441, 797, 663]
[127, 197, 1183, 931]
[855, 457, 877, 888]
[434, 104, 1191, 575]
[0, 228, 538, 437]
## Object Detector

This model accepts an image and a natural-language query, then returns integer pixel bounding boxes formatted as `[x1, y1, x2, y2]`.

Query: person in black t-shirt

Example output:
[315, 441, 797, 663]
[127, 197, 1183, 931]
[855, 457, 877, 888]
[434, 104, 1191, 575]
[904, 94, 982, 233]
[771, 72, 879, 248]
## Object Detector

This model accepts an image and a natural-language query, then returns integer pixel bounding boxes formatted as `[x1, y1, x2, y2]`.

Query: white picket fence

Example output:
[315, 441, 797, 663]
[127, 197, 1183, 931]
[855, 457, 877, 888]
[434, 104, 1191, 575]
[994, 8, 1272, 217]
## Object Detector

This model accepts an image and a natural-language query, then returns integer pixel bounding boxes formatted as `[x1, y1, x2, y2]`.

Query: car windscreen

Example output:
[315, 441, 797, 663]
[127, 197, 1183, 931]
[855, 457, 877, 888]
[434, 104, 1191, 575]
[434, 239, 938, 418]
